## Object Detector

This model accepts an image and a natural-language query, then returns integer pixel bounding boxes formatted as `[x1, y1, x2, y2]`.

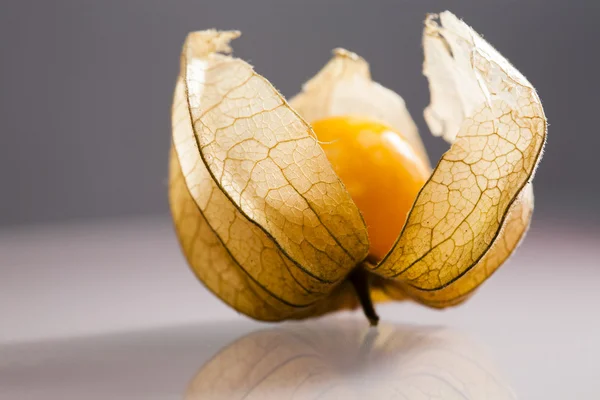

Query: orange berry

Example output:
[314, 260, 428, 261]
[312, 116, 431, 261]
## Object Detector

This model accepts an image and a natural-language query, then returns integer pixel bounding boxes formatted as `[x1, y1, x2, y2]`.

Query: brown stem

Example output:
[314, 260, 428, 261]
[348, 265, 379, 326]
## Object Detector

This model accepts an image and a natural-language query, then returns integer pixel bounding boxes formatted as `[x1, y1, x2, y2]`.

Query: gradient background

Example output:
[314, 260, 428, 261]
[1, 1, 599, 398]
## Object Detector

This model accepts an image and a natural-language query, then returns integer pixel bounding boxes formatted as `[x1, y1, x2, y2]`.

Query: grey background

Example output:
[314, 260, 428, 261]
[1, 0, 598, 227]
[2, 3, 600, 397]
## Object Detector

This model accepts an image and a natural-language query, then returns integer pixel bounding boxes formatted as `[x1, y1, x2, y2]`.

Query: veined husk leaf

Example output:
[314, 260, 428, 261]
[170, 30, 369, 321]
[369, 12, 546, 305]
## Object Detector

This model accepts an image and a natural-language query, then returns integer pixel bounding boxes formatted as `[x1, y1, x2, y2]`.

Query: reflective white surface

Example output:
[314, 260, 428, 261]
[1, 216, 599, 398]
[1, 319, 516, 399]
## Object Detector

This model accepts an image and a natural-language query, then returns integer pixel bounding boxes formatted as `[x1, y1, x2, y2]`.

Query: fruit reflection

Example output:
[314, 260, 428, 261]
[185, 319, 516, 400]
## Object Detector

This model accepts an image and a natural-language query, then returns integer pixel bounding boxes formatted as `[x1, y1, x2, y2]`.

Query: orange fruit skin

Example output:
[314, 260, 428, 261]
[311, 116, 431, 262]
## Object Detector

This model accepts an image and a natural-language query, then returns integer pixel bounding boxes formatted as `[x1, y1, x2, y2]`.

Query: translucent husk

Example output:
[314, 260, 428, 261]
[169, 11, 546, 322]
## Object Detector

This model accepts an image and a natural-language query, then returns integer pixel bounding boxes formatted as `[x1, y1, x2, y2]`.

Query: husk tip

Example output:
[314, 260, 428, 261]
[185, 29, 241, 56]
[332, 47, 362, 61]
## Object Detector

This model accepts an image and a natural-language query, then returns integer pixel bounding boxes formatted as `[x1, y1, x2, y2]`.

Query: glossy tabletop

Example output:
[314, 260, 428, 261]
[1, 217, 599, 399]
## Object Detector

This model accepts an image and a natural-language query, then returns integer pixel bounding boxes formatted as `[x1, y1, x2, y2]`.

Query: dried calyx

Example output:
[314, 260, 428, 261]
[169, 11, 546, 324]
